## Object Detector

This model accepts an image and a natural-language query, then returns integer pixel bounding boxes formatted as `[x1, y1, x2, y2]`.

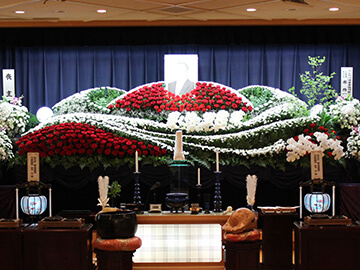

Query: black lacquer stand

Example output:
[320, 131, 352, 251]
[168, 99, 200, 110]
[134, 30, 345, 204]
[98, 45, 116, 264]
[196, 184, 202, 204]
[213, 171, 222, 212]
[133, 172, 143, 213]
[196, 184, 203, 213]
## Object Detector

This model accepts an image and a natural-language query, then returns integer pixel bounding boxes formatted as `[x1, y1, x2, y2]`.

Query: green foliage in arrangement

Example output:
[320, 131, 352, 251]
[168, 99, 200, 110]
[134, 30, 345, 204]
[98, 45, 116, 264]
[290, 56, 337, 108]
[108, 181, 122, 199]
[88, 88, 124, 108]
[240, 86, 275, 108]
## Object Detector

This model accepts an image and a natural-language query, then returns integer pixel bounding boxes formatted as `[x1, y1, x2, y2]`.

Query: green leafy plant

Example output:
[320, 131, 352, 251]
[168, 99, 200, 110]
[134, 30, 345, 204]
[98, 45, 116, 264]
[298, 56, 337, 108]
[88, 87, 124, 108]
[25, 112, 39, 131]
[240, 86, 274, 108]
[108, 181, 122, 199]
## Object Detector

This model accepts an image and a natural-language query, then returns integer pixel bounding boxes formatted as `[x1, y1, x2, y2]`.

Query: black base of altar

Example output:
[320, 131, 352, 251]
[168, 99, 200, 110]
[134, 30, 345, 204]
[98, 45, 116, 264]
[1, 161, 360, 219]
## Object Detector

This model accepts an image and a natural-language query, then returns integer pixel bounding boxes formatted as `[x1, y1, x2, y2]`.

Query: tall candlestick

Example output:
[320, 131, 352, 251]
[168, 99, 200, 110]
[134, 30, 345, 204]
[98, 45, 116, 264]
[216, 151, 219, 172]
[135, 151, 139, 173]
[299, 186, 303, 219]
[332, 185, 335, 217]
[49, 188, 52, 217]
[15, 188, 19, 220]
[198, 168, 201, 185]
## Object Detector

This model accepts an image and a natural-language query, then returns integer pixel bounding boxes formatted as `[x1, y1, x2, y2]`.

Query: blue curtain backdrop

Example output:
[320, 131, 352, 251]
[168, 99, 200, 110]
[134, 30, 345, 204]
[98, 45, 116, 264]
[0, 26, 359, 113]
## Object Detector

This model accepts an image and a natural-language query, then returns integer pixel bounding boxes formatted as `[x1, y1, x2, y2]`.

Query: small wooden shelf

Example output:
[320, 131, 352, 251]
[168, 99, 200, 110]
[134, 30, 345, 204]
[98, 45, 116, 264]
[38, 217, 84, 228]
[0, 218, 22, 228]
[304, 216, 352, 226]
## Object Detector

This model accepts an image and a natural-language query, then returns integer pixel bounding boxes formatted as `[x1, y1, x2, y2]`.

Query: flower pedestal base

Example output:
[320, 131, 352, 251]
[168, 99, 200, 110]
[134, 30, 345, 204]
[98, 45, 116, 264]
[95, 249, 135, 270]
[94, 237, 142, 270]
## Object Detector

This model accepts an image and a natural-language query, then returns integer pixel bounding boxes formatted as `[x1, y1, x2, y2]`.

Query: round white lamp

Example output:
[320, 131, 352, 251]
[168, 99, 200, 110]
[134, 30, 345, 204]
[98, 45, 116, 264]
[36, 106, 53, 123]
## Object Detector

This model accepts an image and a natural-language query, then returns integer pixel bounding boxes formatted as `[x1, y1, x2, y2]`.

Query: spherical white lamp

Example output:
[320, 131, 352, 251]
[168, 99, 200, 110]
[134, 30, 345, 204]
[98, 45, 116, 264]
[21, 194, 48, 216]
[36, 106, 53, 123]
[304, 192, 331, 214]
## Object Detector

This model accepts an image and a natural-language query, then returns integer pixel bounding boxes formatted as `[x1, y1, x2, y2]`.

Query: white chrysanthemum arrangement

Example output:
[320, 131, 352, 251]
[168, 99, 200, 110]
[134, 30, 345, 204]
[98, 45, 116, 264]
[329, 96, 360, 130]
[0, 128, 14, 162]
[166, 110, 246, 133]
[52, 87, 125, 115]
[346, 127, 360, 160]
[0, 100, 29, 139]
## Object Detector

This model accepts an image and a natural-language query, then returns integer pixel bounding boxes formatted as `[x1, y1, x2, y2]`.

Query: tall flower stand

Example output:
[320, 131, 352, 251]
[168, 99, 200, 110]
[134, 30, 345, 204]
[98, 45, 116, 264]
[94, 237, 142, 270]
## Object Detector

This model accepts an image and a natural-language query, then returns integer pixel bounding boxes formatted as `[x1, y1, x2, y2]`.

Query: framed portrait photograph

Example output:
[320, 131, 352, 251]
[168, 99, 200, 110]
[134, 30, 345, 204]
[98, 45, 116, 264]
[164, 54, 198, 95]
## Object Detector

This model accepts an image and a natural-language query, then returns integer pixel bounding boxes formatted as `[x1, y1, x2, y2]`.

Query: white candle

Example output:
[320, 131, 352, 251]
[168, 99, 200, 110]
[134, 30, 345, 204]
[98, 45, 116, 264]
[49, 188, 52, 217]
[135, 151, 139, 173]
[299, 186, 303, 219]
[198, 168, 201, 185]
[15, 188, 19, 220]
[216, 151, 219, 172]
[332, 185, 335, 217]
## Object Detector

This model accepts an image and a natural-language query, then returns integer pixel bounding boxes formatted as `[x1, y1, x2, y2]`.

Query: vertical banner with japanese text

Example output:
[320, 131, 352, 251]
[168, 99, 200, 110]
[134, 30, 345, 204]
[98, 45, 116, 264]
[27, 152, 40, 182]
[311, 151, 323, 180]
[2, 69, 15, 99]
[341, 67, 353, 98]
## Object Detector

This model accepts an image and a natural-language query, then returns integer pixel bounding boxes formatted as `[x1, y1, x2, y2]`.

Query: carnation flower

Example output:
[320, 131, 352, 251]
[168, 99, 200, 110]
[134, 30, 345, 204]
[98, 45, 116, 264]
[16, 122, 167, 161]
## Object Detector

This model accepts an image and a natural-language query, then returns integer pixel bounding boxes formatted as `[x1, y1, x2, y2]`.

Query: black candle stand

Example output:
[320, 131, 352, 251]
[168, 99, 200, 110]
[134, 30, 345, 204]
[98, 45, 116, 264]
[196, 184, 202, 204]
[132, 172, 143, 213]
[196, 183, 202, 213]
[213, 171, 222, 212]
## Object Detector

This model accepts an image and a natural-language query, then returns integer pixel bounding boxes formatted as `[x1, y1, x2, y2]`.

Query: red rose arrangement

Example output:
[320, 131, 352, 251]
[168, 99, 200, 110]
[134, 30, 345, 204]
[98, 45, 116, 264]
[16, 122, 167, 158]
[109, 82, 253, 114]
[109, 83, 171, 113]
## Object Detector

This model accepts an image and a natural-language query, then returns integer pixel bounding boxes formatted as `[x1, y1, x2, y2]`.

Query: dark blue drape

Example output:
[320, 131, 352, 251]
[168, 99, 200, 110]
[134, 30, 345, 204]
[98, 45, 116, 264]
[0, 27, 359, 113]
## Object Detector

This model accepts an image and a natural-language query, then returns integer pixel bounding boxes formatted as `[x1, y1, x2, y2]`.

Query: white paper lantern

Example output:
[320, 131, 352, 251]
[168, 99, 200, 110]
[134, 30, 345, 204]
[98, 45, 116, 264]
[21, 194, 47, 215]
[304, 192, 330, 214]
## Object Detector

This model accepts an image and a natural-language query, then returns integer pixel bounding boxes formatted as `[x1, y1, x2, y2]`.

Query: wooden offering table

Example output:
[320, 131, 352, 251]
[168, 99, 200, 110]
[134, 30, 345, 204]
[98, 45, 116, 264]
[294, 221, 360, 270]
[22, 223, 94, 270]
[0, 224, 27, 270]
[259, 212, 297, 270]
[134, 212, 229, 270]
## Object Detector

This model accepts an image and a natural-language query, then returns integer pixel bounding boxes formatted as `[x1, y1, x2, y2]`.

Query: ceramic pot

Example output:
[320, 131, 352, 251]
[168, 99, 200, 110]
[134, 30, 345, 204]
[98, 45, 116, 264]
[96, 210, 138, 239]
